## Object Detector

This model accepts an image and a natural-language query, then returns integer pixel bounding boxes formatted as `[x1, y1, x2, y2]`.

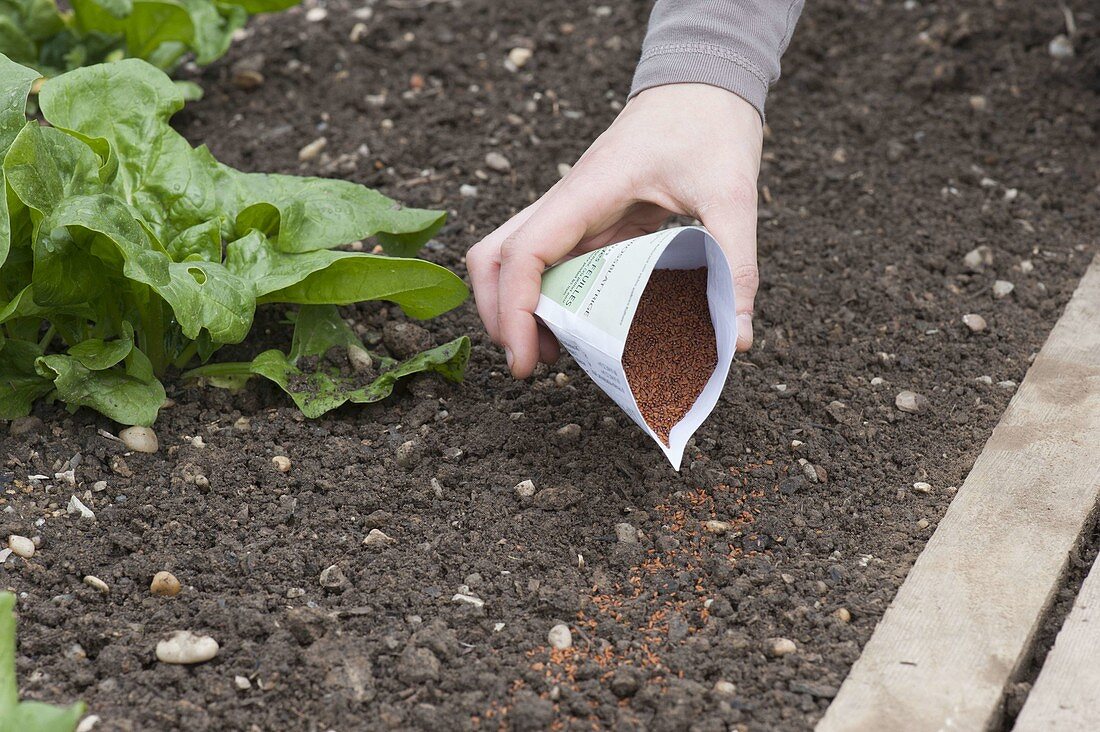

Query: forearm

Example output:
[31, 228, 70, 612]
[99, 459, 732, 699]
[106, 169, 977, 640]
[630, 0, 805, 119]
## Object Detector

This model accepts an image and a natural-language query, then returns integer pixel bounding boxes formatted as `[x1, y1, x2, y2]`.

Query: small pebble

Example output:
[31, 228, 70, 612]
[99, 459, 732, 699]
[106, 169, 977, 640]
[834, 607, 852, 623]
[298, 137, 327, 162]
[1020, 259, 1034, 274]
[614, 523, 638, 544]
[452, 592, 484, 608]
[912, 482, 932, 494]
[1049, 34, 1074, 59]
[555, 423, 581, 443]
[7, 535, 34, 558]
[998, 380, 1018, 390]
[968, 95, 988, 112]
[992, 280, 1015, 298]
[67, 495, 95, 520]
[459, 183, 478, 198]
[963, 245, 993, 271]
[766, 637, 797, 657]
[319, 564, 348, 589]
[703, 520, 731, 534]
[396, 440, 421, 468]
[83, 575, 109, 594]
[234, 675, 252, 690]
[119, 426, 158, 453]
[305, 6, 327, 22]
[151, 571, 181, 597]
[363, 528, 396, 547]
[348, 346, 373, 373]
[713, 680, 737, 696]
[895, 390, 929, 414]
[156, 631, 219, 664]
[485, 151, 511, 173]
[547, 624, 573, 650]
[976, 375, 994, 385]
[9, 416, 45, 436]
[231, 69, 264, 90]
[507, 47, 532, 69]
[917, 518, 931, 529]
[554, 372, 570, 387]
[76, 715, 101, 732]
[272, 455, 292, 473]
[962, 313, 987, 333]
[286, 587, 306, 599]
[514, 479, 536, 498]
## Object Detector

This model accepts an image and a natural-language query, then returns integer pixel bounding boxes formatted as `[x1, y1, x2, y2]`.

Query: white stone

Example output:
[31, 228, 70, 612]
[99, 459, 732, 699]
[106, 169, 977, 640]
[713, 680, 737, 696]
[484, 151, 511, 173]
[459, 184, 478, 198]
[76, 716, 101, 732]
[514, 479, 536, 498]
[119, 426, 158, 453]
[703, 520, 731, 534]
[962, 313, 987, 333]
[156, 631, 219, 664]
[83, 575, 109, 593]
[298, 137, 327, 162]
[67, 495, 95, 520]
[272, 455, 292, 473]
[1049, 34, 1074, 59]
[507, 47, 532, 69]
[614, 523, 638, 544]
[234, 675, 252, 690]
[992, 280, 1015, 298]
[895, 390, 929, 414]
[348, 346, 373, 373]
[452, 592, 484, 608]
[7, 535, 34, 558]
[363, 529, 395, 547]
[548, 623, 572, 650]
[912, 482, 932, 494]
[766, 637, 797, 657]
[305, 7, 327, 22]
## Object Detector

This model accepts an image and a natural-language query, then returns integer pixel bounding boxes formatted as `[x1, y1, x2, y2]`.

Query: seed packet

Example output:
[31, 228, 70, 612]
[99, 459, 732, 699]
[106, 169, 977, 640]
[535, 226, 737, 470]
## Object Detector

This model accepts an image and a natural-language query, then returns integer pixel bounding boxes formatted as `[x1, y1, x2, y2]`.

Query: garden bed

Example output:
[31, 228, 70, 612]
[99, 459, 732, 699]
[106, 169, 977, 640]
[3, 0, 1099, 729]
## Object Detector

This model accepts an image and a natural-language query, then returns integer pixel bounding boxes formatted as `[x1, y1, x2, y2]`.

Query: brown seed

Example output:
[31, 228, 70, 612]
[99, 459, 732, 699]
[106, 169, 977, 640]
[151, 571, 181, 597]
[622, 268, 716, 444]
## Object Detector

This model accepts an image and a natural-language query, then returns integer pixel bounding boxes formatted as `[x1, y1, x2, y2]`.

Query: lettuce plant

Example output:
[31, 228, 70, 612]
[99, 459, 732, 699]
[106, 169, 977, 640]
[0, 0, 298, 78]
[0, 592, 85, 732]
[0, 54, 470, 426]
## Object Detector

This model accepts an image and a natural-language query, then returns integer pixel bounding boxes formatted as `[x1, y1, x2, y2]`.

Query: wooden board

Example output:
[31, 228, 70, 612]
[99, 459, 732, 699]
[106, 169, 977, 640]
[817, 255, 1100, 732]
[1013, 548, 1100, 731]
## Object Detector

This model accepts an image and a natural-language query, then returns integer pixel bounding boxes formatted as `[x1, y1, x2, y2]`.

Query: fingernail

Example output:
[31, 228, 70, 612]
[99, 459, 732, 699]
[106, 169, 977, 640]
[504, 347, 514, 371]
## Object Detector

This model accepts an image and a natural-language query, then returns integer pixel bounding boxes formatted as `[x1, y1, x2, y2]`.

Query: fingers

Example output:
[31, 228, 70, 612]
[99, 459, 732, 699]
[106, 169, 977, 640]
[466, 200, 542, 343]
[697, 186, 760, 352]
[496, 178, 630, 377]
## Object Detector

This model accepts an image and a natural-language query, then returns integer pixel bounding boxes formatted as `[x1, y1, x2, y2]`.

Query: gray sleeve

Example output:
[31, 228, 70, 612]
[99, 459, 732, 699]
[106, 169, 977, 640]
[630, 0, 805, 119]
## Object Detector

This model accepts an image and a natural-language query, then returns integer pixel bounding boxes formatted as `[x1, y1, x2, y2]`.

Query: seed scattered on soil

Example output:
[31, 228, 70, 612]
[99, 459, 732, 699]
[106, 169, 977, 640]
[514, 479, 536, 498]
[150, 571, 181, 597]
[622, 268, 716, 444]
[363, 528, 396, 547]
[119, 426, 158, 453]
[834, 607, 852, 623]
[156, 631, 219, 665]
[895, 390, 929, 414]
[7, 535, 34, 558]
[83, 575, 109, 594]
[766, 637, 797, 657]
[485, 151, 511, 172]
[993, 280, 1015, 298]
[962, 313, 987, 332]
[272, 455, 292, 473]
[547, 623, 573, 650]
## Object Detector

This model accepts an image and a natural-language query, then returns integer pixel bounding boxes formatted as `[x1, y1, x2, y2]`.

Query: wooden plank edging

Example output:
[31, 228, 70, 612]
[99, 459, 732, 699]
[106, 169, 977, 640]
[817, 255, 1100, 732]
[1012, 541, 1100, 731]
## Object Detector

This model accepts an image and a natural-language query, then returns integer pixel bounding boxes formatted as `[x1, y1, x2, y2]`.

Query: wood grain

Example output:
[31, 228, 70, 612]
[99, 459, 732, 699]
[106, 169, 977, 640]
[1013, 545, 1100, 731]
[817, 255, 1100, 732]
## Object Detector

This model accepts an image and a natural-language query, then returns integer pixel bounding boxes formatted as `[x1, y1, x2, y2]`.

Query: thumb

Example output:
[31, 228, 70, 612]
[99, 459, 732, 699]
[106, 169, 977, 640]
[698, 196, 759, 352]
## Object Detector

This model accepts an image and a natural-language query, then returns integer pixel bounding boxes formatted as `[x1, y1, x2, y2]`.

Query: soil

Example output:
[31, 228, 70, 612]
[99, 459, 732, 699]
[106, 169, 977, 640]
[3, 0, 1100, 730]
[623, 268, 716, 445]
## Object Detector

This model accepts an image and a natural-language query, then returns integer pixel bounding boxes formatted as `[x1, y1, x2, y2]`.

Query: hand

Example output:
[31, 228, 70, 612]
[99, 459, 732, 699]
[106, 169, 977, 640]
[466, 83, 763, 378]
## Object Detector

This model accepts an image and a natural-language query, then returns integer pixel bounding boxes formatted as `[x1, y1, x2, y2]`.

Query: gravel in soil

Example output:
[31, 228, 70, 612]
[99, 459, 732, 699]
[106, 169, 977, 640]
[2, 1, 1099, 730]
[622, 268, 716, 444]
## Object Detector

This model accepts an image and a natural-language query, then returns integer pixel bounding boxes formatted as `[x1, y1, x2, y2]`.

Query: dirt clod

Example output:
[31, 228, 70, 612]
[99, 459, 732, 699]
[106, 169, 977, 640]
[622, 268, 717, 444]
[383, 321, 432, 359]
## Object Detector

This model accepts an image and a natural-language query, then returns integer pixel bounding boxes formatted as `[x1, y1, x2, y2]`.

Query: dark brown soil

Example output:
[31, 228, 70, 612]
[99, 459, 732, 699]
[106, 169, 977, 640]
[3, 1, 1100, 730]
[623, 268, 716, 444]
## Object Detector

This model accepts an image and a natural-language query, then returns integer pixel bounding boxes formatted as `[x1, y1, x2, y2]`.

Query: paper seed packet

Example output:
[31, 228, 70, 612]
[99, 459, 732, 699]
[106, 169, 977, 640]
[535, 226, 737, 470]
